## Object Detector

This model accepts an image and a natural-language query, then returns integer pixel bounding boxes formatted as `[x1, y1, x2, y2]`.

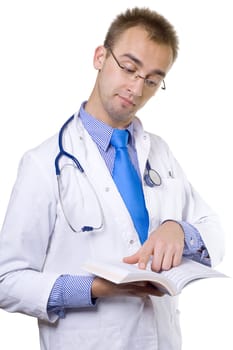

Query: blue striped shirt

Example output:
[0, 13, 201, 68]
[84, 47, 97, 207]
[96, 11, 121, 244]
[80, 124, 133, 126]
[48, 103, 210, 317]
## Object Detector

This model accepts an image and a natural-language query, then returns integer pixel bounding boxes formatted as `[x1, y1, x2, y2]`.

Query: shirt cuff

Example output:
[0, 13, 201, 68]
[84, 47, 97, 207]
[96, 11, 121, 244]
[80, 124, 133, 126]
[179, 221, 211, 266]
[47, 275, 96, 317]
[162, 219, 211, 266]
[179, 221, 203, 252]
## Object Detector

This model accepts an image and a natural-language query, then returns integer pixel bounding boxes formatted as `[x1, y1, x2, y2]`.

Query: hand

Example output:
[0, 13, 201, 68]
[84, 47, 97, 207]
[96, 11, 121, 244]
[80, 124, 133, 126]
[91, 277, 163, 298]
[123, 221, 185, 272]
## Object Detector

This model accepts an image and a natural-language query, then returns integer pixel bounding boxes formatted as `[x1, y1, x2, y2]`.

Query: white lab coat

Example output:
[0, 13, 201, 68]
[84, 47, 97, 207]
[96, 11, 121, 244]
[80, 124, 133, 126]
[0, 112, 224, 350]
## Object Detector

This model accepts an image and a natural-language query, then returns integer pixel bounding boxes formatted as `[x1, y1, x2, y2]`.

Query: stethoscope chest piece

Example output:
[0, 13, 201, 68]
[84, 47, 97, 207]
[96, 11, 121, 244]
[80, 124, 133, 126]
[144, 160, 162, 187]
[148, 168, 162, 186]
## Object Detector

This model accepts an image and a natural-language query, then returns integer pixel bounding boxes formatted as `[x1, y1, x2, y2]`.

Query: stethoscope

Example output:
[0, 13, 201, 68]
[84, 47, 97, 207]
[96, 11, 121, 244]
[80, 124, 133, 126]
[55, 114, 162, 232]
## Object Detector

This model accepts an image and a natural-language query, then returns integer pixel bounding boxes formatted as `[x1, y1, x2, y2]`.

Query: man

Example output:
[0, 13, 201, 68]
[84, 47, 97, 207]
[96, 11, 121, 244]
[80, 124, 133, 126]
[0, 7, 224, 350]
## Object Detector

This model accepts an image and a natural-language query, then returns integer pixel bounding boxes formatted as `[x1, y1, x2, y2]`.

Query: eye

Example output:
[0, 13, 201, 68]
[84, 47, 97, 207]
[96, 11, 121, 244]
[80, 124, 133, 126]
[145, 79, 158, 88]
[121, 63, 137, 75]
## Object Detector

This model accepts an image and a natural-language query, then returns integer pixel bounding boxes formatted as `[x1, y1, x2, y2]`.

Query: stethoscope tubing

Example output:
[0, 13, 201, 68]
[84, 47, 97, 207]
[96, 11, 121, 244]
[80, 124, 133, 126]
[55, 115, 84, 175]
[54, 114, 163, 232]
[55, 114, 162, 185]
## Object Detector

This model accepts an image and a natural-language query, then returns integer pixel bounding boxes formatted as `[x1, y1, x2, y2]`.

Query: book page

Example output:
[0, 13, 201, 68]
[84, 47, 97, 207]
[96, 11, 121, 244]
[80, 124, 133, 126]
[83, 258, 226, 296]
[83, 260, 182, 295]
[159, 258, 226, 293]
[83, 261, 136, 283]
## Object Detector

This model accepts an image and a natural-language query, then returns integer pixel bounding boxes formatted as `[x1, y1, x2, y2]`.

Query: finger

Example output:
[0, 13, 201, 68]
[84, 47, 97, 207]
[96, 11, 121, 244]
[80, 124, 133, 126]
[120, 283, 164, 297]
[137, 249, 153, 270]
[145, 285, 164, 297]
[136, 286, 164, 297]
[151, 249, 164, 272]
[130, 281, 148, 287]
[124, 241, 154, 269]
[160, 248, 174, 271]
[123, 251, 140, 264]
[172, 249, 183, 267]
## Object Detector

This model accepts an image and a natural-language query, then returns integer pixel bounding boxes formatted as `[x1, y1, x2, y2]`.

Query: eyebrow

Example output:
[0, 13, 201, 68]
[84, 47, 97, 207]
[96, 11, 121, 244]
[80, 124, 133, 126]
[121, 52, 166, 78]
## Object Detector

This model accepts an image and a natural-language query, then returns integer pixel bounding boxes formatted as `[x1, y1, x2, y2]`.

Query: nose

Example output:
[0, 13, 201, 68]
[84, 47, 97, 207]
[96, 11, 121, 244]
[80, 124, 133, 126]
[128, 76, 145, 96]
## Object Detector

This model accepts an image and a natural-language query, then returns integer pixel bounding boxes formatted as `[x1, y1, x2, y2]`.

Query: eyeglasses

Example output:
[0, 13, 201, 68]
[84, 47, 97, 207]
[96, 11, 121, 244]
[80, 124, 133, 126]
[107, 47, 166, 90]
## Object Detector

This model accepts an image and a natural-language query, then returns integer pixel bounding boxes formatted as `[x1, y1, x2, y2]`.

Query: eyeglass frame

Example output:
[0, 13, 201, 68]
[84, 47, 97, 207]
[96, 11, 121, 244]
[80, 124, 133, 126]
[105, 46, 166, 90]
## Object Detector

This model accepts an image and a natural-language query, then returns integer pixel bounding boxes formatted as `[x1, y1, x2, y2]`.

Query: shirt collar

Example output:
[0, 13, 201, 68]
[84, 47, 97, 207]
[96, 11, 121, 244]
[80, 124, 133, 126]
[79, 102, 135, 151]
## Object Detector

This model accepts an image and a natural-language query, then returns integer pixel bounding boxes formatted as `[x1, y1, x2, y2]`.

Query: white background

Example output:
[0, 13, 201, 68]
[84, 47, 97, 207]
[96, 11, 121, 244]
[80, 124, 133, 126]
[0, 1, 232, 349]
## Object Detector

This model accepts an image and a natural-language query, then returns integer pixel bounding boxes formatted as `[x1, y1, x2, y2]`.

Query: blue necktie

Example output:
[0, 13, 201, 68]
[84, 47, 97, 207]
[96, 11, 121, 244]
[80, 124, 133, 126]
[111, 129, 149, 244]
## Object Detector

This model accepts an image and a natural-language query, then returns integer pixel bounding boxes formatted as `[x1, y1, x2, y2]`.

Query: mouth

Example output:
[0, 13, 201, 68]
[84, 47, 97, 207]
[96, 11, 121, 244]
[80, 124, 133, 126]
[118, 94, 136, 107]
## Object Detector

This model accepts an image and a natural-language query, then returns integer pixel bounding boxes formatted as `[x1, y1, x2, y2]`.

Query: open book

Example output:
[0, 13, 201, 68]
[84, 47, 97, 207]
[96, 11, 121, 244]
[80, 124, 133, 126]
[82, 258, 226, 296]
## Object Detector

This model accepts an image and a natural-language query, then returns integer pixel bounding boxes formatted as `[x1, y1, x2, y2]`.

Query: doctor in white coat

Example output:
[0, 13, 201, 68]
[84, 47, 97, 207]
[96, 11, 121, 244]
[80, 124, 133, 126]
[0, 7, 224, 350]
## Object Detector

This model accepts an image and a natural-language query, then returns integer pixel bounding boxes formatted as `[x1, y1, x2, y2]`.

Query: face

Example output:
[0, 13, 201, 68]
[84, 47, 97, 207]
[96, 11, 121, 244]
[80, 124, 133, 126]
[86, 26, 174, 128]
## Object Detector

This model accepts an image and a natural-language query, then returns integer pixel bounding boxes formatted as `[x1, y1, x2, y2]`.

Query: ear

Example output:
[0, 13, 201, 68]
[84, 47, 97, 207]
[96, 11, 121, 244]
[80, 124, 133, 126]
[93, 45, 107, 70]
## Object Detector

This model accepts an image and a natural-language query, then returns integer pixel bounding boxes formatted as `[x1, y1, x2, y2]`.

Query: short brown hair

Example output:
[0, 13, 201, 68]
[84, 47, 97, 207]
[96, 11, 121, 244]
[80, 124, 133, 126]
[104, 7, 179, 62]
